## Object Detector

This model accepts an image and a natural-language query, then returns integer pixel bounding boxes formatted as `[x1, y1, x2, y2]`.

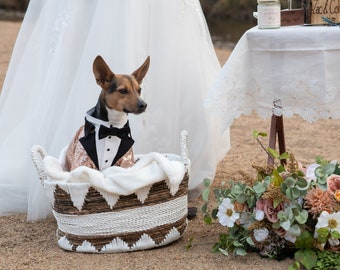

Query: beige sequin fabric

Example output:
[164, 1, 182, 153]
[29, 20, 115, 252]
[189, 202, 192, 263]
[65, 126, 134, 171]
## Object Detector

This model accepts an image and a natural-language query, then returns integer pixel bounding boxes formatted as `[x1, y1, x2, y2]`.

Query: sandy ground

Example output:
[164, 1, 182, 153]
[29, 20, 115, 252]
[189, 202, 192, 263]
[1, 20, 340, 270]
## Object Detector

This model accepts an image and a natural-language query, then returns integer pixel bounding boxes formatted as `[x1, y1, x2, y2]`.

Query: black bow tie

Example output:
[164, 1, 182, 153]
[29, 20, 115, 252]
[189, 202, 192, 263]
[98, 124, 131, 140]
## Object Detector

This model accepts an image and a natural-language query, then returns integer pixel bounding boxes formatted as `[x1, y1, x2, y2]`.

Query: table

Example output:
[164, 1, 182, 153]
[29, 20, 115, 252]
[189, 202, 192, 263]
[206, 25, 340, 163]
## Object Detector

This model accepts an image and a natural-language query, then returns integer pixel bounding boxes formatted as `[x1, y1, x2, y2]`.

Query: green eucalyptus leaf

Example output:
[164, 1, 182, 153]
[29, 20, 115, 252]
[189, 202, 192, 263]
[202, 188, 210, 201]
[263, 176, 271, 186]
[201, 202, 208, 213]
[317, 177, 327, 185]
[246, 195, 256, 208]
[288, 224, 301, 236]
[296, 210, 308, 224]
[232, 184, 244, 195]
[234, 248, 247, 256]
[323, 163, 336, 175]
[285, 188, 294, 200]
[253, 182, 266, 194]
[218, 248, 229, 256]
[317, 182, 327, 190]
[277, 211, 287, 221]
[286, 187, 301, 200]
[314, 166, 325, 178]
[214, 188, 222, 200]
[284, 177, 295, 188]
[233, 240, 243, 247]
[296, 177, 309, 190]
[236, 194, 246, 203]
[281, 220, 291, 231]
[292, 207, 299, 216]
[286, 207, 294, 220]
[203, 178, 211, 187]
[246, 236, 255, 246]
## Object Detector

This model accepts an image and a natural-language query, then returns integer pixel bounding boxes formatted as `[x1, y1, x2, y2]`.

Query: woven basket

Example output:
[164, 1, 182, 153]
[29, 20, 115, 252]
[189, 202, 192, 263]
[31, 131, 189, 253]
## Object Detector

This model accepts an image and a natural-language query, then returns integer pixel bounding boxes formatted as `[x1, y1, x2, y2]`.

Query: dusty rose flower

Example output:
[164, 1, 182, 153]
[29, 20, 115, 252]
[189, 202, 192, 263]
[304, 187, 337, 218]
[256, 199, 284, 223]
[327, 174, 340, 193]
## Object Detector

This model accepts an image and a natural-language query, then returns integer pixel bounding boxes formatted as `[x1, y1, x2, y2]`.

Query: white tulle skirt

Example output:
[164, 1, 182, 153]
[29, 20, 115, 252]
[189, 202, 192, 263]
[0, 0, 230, 220]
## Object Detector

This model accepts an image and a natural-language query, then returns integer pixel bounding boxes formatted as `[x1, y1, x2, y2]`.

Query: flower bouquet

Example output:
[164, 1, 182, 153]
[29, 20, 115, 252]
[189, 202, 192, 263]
[202, 131, 340, 270]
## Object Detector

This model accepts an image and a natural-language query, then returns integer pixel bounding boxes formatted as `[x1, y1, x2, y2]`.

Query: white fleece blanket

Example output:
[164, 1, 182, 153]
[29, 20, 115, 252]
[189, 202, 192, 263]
[42, 149, 187, 197]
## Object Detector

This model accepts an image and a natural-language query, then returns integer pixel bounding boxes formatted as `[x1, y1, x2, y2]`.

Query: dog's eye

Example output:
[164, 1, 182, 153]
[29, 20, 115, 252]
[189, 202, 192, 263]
[119, 89, 128, 94]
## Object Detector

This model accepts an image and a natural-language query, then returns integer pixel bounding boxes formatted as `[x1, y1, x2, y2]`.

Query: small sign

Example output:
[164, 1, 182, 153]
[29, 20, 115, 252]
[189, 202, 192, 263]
[310, 0, 340, 24]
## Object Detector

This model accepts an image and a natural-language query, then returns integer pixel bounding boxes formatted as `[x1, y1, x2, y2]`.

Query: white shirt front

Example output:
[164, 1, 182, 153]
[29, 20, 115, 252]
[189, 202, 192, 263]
[85, 110, 128, 171]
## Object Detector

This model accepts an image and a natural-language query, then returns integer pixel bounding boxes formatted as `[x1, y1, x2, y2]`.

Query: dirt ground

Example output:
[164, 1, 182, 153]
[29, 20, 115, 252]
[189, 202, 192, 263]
[1, 20, 340, 270]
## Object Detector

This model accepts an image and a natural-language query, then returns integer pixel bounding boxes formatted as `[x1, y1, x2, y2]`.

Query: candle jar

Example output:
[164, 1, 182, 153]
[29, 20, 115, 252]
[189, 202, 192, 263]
[257, 0, 281, 29]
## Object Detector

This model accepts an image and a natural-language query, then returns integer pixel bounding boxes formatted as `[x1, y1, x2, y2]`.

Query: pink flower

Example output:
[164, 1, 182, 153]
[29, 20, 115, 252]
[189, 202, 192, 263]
[256, 199, 284, 223]
[327, 174, 340, 194]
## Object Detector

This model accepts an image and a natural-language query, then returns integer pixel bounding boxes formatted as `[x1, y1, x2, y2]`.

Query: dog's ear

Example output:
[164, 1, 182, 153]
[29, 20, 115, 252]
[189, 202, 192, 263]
[132, 56, 150, 84]
[93, 56, 115, 88]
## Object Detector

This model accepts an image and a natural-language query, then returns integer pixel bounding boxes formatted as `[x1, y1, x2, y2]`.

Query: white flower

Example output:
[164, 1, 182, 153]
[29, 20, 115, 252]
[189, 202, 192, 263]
[253, 228, 269, 242]
[255, 209, 264, 221]
[315, 211, 340, 233]
[216, 198, 240, 228]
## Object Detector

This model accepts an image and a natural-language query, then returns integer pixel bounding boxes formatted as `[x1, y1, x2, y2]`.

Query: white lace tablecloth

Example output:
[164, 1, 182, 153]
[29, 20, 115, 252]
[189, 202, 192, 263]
[206, 25, 340, 128]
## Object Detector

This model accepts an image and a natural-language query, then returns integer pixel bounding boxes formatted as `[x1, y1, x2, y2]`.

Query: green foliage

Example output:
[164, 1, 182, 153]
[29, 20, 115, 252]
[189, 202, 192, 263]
[295, 231, 315, 249]
[211, 226, 251, 256]
[314, 162, 337, 189]
[314, 250, 340, 270]
[281, 176, 308, 200]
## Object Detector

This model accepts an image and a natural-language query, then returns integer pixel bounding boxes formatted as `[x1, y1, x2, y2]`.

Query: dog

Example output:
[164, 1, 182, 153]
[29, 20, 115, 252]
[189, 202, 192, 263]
[65, 55, 150, 171]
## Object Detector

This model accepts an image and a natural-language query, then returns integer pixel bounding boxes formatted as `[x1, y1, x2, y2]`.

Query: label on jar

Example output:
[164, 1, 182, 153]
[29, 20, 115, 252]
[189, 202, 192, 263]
[257, 5, 281, 29]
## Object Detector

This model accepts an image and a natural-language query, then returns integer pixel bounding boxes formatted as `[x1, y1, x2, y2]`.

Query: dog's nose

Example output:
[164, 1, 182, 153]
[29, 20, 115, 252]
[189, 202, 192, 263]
[138, 100, 147, 112]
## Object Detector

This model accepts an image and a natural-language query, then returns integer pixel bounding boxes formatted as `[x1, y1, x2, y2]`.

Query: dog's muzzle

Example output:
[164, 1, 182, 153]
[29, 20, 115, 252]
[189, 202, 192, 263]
[123, 99, 147, 114]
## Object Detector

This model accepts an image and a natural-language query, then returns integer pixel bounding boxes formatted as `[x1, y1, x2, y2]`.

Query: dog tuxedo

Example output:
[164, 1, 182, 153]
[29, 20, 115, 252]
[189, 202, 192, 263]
[65, 108, 135, 171]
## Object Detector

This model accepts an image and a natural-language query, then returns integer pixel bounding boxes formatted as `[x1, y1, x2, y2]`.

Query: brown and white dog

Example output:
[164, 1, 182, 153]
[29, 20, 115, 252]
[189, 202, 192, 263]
[65, 55, 150, 171]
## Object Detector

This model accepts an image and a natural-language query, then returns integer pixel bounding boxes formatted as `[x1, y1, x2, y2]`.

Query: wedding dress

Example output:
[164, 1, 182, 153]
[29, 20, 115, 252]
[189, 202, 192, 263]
[0, 0, 230, 220]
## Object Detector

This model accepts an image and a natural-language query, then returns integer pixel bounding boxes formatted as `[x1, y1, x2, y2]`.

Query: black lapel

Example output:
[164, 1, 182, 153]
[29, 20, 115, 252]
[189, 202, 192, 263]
[111, 121, 135, 165]
[79, 118, 99, 169]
